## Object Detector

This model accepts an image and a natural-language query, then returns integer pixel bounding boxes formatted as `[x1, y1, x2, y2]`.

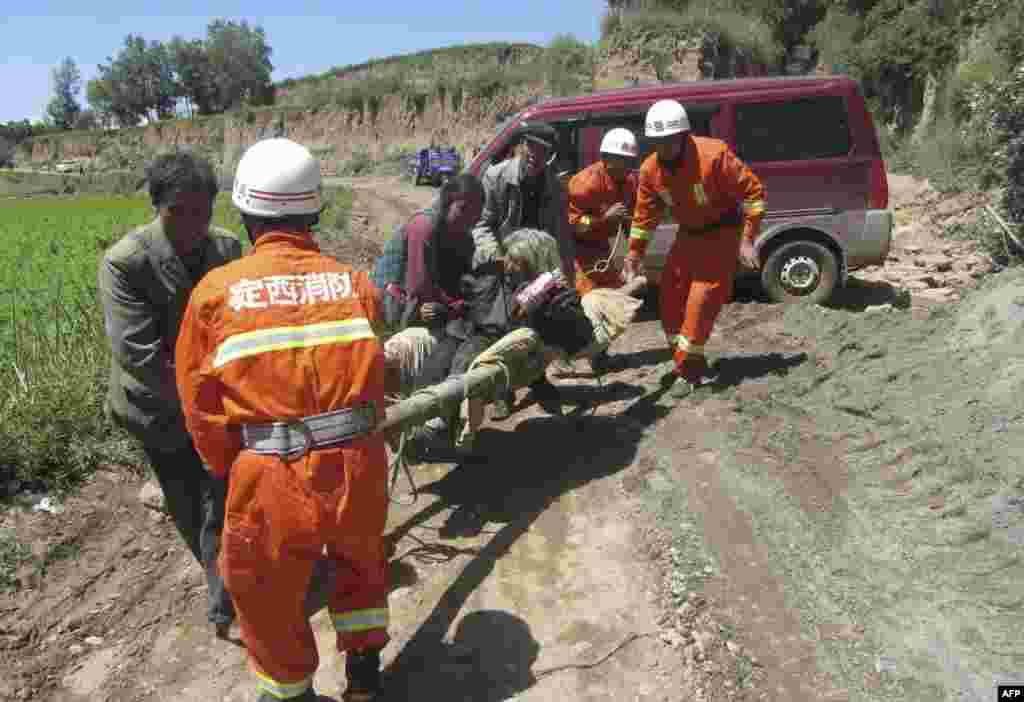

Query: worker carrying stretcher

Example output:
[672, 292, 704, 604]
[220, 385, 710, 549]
[623, 99, 766, 400]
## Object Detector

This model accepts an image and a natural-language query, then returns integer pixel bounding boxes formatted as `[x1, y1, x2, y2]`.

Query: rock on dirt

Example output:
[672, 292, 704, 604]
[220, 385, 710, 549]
[853, 174, 995, 307]
[137, 479, 165, 512]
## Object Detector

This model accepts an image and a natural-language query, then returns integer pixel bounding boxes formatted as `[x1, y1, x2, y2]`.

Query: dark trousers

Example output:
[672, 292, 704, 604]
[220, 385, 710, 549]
[142, 441, 234, 626]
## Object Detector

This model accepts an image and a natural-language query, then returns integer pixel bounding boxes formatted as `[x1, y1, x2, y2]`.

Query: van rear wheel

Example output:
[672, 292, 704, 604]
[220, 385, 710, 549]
[761, 240, 839, 305]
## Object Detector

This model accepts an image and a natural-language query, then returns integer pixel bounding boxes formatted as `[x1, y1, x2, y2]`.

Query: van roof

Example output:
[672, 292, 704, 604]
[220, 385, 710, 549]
[521, 75, 857, 115]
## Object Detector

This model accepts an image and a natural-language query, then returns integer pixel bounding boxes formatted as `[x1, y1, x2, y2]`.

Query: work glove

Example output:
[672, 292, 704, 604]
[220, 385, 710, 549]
[623, 254, 645, 282]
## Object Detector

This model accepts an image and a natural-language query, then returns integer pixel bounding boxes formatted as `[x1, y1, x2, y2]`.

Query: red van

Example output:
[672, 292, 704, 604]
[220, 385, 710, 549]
[468, 75, 892, 304]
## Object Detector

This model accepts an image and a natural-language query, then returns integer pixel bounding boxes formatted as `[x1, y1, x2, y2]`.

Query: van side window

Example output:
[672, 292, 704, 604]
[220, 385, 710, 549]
[575, 107, 715, 171]
[735, 96, 852, 162]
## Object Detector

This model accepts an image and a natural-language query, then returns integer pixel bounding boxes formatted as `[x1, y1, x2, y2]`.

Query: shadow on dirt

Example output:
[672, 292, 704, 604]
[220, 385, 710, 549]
[824, 276, 911, 312]
[379, 342, 807, 698]
[708, 351, 809, 391]
[732, 274, 773, 304]
[381, 392, 669, 699]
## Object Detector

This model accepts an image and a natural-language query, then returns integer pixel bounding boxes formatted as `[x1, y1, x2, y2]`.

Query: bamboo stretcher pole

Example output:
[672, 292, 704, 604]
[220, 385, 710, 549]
[376, 334, 547, 436]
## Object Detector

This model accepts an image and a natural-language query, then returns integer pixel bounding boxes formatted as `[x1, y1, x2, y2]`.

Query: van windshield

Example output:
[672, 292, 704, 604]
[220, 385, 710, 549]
[474, 111, 523, 166]
[494, 111, 521, 135]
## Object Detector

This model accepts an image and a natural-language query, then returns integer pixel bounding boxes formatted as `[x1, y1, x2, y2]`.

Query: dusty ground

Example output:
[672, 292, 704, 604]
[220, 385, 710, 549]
[2, 173, 1022, 702]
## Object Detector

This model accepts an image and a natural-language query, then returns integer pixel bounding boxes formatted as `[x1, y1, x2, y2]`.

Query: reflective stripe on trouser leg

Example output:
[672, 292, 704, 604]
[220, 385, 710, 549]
[675, 237, 738, 382]
[253, 668, 313, 700]
[331, 607, 389, 650]
[668, 335, 705, 357]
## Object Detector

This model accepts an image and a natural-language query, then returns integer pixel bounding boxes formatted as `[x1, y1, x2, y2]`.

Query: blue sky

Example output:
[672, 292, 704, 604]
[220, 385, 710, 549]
[1, 1, 606, 123]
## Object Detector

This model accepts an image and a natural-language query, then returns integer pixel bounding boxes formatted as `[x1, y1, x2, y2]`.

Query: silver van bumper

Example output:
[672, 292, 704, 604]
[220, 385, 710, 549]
[865, 209, 894, 262]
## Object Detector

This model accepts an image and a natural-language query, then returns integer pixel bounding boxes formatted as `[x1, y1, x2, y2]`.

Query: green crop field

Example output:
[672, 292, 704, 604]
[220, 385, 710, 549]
[0, 189, 349, 492]
[0, 196, 247, 365]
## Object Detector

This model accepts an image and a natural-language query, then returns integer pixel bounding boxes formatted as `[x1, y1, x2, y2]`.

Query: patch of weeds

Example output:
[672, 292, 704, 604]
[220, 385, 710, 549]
[764, 421, 801, 463]
[337, 147, 374, 177]
[642, 455, 719, 604]
[0, 535, 32, 591]
[18, 538, 82, 585]
[945, 213, 1023, 268]
[718, 621, 737, 640]
[734, 653, 755, 688]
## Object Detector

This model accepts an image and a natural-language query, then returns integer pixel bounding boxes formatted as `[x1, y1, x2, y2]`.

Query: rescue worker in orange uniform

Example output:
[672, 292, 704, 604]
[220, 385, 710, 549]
[568, 127, 640, 298]
[567, 127, 641, 374]
[623, 100, 766, 399]
[176, 138, 390, 702]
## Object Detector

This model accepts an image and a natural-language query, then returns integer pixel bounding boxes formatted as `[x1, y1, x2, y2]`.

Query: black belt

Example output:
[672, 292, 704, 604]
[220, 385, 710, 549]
[241, 403, 377, 461]
[681, 210, 743, 236]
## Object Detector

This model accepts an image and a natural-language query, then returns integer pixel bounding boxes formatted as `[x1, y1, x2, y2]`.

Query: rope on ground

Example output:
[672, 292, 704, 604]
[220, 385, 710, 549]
[391, 531, 481, 565]
[533, 631, 660, 679]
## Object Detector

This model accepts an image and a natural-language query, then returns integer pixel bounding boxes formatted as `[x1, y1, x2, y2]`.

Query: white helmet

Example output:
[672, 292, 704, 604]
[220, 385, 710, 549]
[599, 128, 639, 158]
[232, 138, 322, 218]
[645, 100, 691, 139]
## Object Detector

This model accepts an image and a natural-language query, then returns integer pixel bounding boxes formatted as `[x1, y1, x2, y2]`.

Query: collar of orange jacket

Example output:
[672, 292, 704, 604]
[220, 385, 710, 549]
[251, 229, 320, 251]
[655, 133, 696, 173]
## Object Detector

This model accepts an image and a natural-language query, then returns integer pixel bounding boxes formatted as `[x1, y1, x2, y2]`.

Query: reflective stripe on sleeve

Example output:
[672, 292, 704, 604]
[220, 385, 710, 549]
[331, 607, 389, 634]
[629, 226, 652, 242]
[743, 199, 766, 216]
[213, 318, 375, 369]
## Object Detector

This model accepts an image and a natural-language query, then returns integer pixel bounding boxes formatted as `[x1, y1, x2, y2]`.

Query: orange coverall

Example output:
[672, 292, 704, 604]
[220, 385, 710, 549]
[629, 136, 765, 382]
[567, 161, 639, 296]
[175, 231, 390, 701]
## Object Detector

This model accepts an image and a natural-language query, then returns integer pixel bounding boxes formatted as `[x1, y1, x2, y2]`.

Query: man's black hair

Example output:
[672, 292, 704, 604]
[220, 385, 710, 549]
[145, 149, 219, 209]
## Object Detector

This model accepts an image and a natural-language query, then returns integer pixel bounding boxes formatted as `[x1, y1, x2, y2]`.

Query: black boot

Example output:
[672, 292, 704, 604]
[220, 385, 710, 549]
[344, 648, 383, 701]
[490, 389, 516, 420]
[529, 377, 563, 416]
[589, 350, 622, 376]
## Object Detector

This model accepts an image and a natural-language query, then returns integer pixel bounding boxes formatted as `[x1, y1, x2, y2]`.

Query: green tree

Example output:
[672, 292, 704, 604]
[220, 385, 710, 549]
[45, 57, 82, 130]
[73, 110, 98, 131]
[95, 35, 177, 124]
[204, 20, 275, 110]
[168, 37, 219, 116]
[85, 77, 132, 127]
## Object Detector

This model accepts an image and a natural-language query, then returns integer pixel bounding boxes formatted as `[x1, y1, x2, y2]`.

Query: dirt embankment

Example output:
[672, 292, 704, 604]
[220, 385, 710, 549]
[24, 84, 540, 175]
[3, 173, 1022, 702]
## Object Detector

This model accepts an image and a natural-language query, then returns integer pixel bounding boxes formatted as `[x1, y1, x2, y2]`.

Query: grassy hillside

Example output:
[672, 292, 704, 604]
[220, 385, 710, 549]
[274, 38, 593, 113]
[276, 42, 544, 91]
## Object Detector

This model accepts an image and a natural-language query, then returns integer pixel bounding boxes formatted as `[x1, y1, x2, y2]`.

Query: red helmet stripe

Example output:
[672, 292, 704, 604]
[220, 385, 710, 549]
[248, 189, 319, 202]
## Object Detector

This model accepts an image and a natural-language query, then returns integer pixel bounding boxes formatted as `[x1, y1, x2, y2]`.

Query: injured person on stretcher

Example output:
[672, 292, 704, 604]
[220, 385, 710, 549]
[386, 227, 643, 462]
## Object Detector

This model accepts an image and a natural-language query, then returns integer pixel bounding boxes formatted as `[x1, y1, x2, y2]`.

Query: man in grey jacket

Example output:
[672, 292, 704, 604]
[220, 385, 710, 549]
[468, 122, 573, 419]
[472, 121, 575, 279]
[98, 151, 241, 638]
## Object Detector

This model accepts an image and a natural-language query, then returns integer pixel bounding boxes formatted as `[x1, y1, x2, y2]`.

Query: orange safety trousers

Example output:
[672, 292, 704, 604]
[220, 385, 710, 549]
[659, 227, 741, 382]
[221, 441, 390, 697]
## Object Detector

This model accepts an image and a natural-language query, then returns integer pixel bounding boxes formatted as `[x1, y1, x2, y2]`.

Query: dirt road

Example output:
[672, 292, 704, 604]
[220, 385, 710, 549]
[3, 174, 1020, 702]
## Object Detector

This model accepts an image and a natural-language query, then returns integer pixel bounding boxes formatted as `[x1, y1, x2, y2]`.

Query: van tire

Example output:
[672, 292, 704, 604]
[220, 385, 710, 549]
[761, 240, 839, 305]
